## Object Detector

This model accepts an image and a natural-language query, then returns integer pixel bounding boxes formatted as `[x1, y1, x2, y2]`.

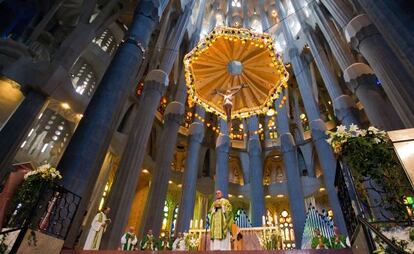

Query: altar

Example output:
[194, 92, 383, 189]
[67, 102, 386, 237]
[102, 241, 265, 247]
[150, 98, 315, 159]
[190, 226, 284, 251]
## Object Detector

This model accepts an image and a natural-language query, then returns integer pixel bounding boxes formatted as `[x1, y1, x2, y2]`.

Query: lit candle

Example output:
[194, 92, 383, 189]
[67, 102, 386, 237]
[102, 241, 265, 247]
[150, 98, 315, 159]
[200, 219, 203, 228]
[190, 219, 193, 229]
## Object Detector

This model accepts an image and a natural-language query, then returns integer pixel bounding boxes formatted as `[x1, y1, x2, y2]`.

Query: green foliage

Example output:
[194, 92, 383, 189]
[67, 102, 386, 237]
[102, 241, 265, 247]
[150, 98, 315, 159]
[327, 125, 413, 220]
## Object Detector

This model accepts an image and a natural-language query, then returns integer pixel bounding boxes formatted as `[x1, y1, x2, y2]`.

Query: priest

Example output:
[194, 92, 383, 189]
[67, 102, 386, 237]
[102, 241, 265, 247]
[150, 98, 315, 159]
[209, 190, 233, 250]
[140, 229, 157, 250]
[120, 226, 138, 250]
[172, 232, 186, 251]
[84, 207, 111, 250]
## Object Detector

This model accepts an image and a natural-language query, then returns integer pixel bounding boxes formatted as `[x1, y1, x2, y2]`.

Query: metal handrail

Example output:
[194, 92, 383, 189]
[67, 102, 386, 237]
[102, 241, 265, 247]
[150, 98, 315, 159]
[358, 216, 408, 254]
[0, 227, 23, 235]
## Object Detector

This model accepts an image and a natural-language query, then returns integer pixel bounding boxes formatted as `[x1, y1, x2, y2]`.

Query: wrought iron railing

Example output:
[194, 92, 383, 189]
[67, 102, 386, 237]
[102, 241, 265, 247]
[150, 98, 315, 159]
[335, 160, 413, 253]
[0, 183, 80, 252]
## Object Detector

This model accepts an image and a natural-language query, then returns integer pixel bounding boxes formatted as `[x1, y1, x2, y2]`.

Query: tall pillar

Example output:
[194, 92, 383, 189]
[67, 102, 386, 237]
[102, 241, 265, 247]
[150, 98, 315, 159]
[0, 0, 122, 181]
[141, 0, 204, 237]
[344, 14, 414, 128]
[356, 0, 414, 76]
[58, 0, 166, 247]
[290, 1, 360, 127]
[275, 91, 306, 248]
[142, 101, 184, 237]
[0, 88, 47, 181]
[312, 2, 403, 130]
[322, 0, 414, 127]
[276, 0, 347, 235]
[102, 70, 168, 249]
[102, 1, 195, 247]
[175, 107, 205, 233]
[247, 116, 265, 227]
[215, 119, 230, 197]
[259, 0, 270, 31]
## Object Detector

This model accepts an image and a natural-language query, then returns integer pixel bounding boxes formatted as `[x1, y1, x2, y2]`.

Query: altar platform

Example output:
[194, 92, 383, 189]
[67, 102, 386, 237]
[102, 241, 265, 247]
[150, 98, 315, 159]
[62, 249, 353, 254]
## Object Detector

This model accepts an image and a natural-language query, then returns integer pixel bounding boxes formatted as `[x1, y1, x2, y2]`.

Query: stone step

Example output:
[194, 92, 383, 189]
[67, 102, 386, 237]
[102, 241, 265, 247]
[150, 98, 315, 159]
[62, 249, 353, 254]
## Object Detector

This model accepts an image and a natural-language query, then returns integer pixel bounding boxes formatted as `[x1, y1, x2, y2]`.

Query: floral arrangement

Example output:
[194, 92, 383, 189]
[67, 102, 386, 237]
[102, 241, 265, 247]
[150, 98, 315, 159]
[258, 228, 281, 250]
[326, 124, 387, 155]
[184, 232, 200, 251]
[326, 124, 413, 220]
[24, 164, 62, 181]
[8, 164, 62, 227]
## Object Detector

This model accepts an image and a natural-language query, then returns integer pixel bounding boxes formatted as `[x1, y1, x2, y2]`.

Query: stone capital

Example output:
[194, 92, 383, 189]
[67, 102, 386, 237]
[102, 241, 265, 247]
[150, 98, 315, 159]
[344, 14, 372, 43]
[280, 133, 296, 153]
[188, 122, 204, 143]
[163, 101, 184, 124]
[334, 95, 357, 111]
[345, 14, 379, 51]
[343, 62, 374, 83]
[142, 69, 169, 96]
[333, 95, 359, 124]
[216, 134, 230, 153]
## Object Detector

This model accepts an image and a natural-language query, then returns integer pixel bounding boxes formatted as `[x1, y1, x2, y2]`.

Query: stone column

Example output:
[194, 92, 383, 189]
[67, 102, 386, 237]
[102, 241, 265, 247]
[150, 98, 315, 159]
[175, 108, 205, 233]
[275, 91, 306, 248]
[102, 70, 168, 249]
[102, 1, 195, 247]
[58, 0, 166, 247]
[259, 0, 270, 32]
[344, 14, 414, 128]
[276, 0, 347, 235]
[226, 0, 233, 27]
[141, 0, 204, 236]
[247, 116, 265, 227]
[312, 2, 403, 130]
[356, 0, 414, 76]
[0, 88, 47, 181]
[322, 0, 414, 127]
[215, 119, 230, 197]
[142, 101, 184, 237]
[290, 1, 360, 127]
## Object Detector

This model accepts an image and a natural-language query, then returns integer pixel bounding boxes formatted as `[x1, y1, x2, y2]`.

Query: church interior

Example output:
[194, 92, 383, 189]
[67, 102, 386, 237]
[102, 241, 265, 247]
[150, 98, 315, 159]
[0, 0, 414, 253]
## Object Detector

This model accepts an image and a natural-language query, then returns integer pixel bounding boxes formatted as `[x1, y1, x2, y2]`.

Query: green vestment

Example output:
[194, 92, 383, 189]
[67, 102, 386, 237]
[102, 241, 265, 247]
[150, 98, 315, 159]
[209, 198, 233, 240]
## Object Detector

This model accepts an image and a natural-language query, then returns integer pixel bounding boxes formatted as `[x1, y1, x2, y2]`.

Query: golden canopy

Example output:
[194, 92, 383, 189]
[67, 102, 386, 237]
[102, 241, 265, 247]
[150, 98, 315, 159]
[184, 26, 288, 119]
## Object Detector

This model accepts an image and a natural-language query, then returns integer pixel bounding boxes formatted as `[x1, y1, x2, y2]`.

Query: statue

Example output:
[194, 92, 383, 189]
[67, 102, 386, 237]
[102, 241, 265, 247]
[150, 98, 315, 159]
[213, 84, 248, 129]
[209, 190, 233, 250]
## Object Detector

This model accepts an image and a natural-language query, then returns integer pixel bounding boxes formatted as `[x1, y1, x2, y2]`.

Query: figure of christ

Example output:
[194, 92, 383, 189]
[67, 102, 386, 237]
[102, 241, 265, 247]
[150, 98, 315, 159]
[213, 84, 248, 129]
[209, 190, 233, 250]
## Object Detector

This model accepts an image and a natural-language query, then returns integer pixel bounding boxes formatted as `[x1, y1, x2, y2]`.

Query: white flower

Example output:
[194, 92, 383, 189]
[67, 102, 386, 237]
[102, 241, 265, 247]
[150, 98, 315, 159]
[349, 123, 359, 133]
[336, 125, 347, 134]
[356, 129, 367, 137]
[326, 137, 333, 145]
[368, 126, 379, 134]
[374, 138, 381, 144]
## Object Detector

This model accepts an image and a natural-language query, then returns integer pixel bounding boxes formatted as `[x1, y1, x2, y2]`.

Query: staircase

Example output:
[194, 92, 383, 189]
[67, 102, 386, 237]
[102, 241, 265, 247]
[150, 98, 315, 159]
[62, 249, 353, 254]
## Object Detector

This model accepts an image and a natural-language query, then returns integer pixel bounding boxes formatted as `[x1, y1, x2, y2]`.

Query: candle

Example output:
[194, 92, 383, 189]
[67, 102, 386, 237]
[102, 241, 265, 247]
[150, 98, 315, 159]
[195, 219, 198, 229]
[200, 219, 203, 228]
[190, 219, 193, 229]
[262, 215, 266, 226]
